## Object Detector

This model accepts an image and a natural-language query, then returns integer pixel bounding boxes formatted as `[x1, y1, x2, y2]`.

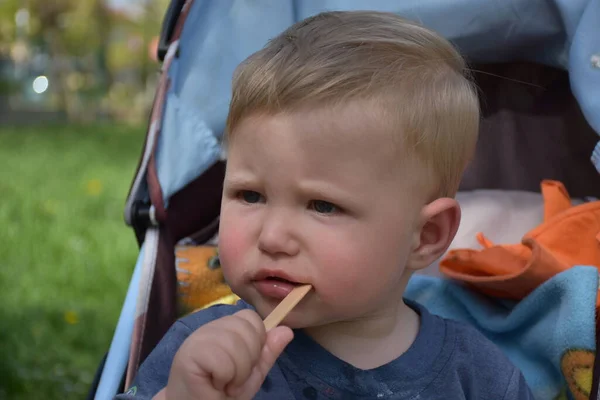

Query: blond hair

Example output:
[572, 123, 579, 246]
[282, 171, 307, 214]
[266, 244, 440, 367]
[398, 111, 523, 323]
[226, 11, 479, 198]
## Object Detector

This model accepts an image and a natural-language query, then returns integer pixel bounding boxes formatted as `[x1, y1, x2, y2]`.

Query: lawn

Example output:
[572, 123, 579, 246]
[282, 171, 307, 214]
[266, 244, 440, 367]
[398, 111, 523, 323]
[0, 124, 144, 399]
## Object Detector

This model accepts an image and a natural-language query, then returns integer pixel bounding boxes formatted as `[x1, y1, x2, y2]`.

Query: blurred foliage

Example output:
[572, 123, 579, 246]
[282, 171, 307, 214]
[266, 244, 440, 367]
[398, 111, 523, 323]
[0, 123, 142, 399]
[0, 0, 170, 122]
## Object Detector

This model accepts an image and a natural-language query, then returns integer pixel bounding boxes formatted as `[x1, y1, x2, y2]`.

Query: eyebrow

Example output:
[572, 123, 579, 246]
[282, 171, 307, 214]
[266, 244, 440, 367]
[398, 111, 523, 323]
[297, 180, 357, 205]
[223, 174, 258, 188]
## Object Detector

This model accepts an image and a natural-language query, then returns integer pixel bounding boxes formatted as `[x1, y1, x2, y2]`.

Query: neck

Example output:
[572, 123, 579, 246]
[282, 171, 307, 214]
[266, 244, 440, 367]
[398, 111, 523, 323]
[303, 299, 420, 370]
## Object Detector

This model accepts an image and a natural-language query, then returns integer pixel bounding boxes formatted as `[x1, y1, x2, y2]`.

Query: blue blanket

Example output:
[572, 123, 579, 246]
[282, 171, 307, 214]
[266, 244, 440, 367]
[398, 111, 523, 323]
[405, 266, 598, 400]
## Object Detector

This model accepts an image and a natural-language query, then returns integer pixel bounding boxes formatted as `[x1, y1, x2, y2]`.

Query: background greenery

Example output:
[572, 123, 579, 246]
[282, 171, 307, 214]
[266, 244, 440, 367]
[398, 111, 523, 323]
[1, 0, 169, 123]
[0, 124, 143, 399]
[1, 1, 170, 398]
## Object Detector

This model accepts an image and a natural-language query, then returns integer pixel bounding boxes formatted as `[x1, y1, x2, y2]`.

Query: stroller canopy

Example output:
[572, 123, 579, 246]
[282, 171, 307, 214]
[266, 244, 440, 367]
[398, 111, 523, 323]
[97, 2, 600, 400]
[137, 0, 600, 211]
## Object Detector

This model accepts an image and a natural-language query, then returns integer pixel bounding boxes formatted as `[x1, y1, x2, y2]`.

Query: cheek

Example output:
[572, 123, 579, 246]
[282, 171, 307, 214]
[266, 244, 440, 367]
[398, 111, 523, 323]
[218, 213, 252, 279]
[312, 232, 373, 290]
[314, 225, 410, 297]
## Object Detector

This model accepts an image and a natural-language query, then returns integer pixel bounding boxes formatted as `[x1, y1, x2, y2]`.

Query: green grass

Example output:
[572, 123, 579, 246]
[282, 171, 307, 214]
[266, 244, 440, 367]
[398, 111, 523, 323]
[0, 124, 144, 399]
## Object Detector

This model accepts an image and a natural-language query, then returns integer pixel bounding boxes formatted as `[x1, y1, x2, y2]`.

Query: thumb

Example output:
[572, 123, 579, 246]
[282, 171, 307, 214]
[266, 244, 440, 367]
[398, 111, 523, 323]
[263, 326, 294, 365]
[233, 326, 293, 399]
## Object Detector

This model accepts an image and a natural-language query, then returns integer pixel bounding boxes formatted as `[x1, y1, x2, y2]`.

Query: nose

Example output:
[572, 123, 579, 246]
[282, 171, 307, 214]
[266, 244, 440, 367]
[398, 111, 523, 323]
[258, 208, 300, 257]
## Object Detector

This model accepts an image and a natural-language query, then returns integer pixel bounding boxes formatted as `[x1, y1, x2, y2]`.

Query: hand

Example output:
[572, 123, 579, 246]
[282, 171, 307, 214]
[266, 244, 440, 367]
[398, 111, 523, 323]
[155, 309, 293, 400]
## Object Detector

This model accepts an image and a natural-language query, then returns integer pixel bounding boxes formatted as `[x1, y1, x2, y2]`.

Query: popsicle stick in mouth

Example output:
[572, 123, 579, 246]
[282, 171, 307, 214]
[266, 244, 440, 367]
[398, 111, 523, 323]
[263, 284, 312, 331]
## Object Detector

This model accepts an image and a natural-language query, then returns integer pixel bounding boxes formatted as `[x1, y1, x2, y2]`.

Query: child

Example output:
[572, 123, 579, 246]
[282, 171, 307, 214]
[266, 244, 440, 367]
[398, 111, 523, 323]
[118, 11, 533, 399]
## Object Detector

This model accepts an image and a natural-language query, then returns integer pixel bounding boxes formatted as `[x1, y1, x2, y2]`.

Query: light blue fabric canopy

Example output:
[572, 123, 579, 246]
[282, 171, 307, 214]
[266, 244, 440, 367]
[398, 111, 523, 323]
[101, 2, 600, 399]
[156, 0, 600, 204]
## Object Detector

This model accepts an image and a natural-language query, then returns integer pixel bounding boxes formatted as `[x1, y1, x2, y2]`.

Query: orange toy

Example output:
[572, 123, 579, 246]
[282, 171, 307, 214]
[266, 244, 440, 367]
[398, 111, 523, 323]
[440, 180, 600, 307]
[175, 245, 235, 314]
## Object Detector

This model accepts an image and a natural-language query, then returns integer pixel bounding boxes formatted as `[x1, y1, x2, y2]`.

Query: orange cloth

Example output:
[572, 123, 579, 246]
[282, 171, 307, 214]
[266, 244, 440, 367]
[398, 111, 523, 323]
[175, 246, 234, 314]
[440, 180, 600, 307]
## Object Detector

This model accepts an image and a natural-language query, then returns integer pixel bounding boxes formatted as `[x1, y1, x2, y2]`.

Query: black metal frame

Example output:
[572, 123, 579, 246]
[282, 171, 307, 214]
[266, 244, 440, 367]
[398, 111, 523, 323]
[157, 0, 186, 62]
[86, 1, 183, 397]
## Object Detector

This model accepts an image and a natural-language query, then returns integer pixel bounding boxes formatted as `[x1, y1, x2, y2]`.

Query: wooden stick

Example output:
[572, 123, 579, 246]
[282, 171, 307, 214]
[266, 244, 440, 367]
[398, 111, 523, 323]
[263, 284, 312, 331]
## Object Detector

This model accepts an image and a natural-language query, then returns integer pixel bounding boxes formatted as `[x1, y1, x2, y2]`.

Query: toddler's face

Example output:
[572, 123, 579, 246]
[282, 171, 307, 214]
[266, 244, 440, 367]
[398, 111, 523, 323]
[218, 106, 426, 328]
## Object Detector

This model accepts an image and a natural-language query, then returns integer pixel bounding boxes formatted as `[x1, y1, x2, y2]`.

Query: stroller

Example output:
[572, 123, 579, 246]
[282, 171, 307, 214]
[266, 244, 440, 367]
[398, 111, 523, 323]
[89, 1, 600, 399]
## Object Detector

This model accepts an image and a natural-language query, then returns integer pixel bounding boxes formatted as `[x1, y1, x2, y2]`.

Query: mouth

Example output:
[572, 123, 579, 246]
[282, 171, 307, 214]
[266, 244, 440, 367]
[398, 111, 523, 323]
[253, 270, 302, 284]
[263, 276, 299, 285]
[252, 271, 306, 299]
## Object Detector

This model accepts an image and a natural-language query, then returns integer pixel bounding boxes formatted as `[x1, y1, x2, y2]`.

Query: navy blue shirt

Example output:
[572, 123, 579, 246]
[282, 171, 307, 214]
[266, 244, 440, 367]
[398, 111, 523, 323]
[116, 300, 533, 399]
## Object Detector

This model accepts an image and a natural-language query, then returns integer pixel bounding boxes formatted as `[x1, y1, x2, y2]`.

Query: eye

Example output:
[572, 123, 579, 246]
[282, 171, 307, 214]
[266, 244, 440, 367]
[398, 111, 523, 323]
[239, 190, 263, 204]
[310, 200, 338, 214]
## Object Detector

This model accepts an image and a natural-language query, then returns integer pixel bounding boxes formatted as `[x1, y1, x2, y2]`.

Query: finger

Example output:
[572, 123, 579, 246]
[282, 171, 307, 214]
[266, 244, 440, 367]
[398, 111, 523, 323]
[221, 330, 255, 389]
[232, 309, 267, 348]
[221, 311, 266, 389]
[260, 326, 294, 374]
[208, 312, 264, 389]
[230, 310, 266, 363]
[230, 326, 294, 399]
[211, 311, 264, 384]
[193, 327, 238, 392]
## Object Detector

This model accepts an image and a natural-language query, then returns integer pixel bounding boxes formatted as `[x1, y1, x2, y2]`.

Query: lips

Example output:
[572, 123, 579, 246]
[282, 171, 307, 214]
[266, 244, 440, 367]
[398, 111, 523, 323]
[262, 276, 298, 285]
[252, 270, 305, 299]
[253, 270, 300, 284]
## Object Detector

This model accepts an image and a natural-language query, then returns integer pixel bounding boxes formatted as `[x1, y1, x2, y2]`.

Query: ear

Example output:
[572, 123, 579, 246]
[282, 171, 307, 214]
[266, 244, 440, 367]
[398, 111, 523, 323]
[406, 198, 461, 271]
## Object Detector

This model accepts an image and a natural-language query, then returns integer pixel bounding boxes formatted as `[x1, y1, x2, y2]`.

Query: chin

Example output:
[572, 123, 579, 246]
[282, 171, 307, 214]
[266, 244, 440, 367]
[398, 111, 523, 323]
[235, 289, 336, 329]
[253, 301, 320, 329]
[233, 291, 275, 317]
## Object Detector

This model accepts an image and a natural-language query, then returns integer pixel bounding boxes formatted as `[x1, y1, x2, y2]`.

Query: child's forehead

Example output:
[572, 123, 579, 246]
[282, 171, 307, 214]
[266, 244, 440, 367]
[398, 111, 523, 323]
[234, 101, 396, 146]
[233, 114, 392, 169]
[228, 105, 429, 187]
